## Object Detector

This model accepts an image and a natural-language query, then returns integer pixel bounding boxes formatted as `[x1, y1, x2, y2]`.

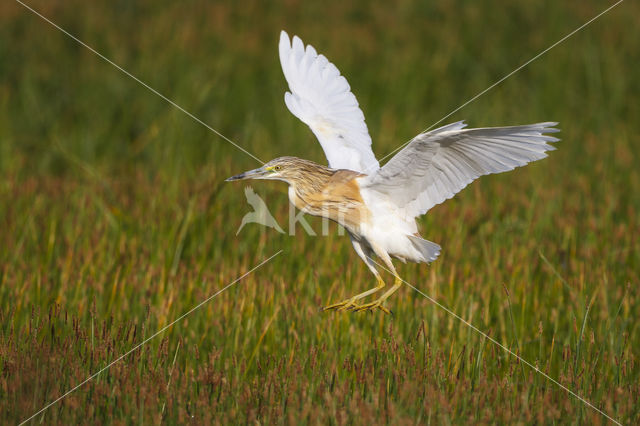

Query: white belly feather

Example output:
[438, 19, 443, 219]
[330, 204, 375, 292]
[357, 177, 434, 263]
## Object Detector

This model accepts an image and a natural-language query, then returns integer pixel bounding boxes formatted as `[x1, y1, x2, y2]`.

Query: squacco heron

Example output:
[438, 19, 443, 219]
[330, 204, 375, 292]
[227, 31, 559, 314]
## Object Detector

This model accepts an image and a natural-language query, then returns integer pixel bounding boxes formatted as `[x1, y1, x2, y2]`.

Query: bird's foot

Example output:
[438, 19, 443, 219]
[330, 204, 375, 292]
[354, 300, 391, 315]
[323, 298, 362, 312]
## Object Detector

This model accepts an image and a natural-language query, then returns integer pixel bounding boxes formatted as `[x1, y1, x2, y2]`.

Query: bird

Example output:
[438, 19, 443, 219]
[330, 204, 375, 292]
[226, 31, 559, 314]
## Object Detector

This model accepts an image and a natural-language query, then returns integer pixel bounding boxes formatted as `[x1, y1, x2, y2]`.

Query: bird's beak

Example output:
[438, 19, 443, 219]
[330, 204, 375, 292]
[225, 166, 267, 181]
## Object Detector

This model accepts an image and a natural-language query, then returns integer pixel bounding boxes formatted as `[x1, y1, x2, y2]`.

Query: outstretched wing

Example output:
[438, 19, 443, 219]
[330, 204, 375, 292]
[279, 31, 379, 173]
[362, 122, 559, 218]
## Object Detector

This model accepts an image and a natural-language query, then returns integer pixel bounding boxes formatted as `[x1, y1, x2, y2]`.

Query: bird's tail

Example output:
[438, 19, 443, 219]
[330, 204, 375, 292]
[408, 235, 441, 263]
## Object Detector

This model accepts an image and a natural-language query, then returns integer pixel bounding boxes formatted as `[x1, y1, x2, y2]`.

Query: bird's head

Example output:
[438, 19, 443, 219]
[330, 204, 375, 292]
[226, 156, 331, 185]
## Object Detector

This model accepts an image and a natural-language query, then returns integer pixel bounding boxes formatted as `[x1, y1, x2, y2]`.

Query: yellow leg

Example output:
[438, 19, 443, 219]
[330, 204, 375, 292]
[323, 275, 386, 312]
[355, 275, 403, 314]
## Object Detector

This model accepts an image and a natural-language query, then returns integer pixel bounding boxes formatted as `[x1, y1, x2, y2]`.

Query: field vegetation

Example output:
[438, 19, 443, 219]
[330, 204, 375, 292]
[1, 0, 638, 423]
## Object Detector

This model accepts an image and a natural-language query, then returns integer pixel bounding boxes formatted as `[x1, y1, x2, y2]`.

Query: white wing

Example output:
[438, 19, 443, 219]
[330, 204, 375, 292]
[362, 121, 559, 218]
[279, 31, 379, 173]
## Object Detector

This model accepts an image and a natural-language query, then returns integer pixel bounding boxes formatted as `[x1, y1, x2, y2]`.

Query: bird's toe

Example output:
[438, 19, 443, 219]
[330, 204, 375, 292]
[323, 298, 360, 312]
[354, 301, 391, 315]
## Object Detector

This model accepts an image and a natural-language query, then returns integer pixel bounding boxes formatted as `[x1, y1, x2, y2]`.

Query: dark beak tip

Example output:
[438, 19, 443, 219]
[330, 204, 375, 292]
[225, 173, 244, 182]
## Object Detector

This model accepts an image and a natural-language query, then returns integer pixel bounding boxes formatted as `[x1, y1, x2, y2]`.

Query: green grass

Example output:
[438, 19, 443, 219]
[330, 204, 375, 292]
[1, 0, 639, 423]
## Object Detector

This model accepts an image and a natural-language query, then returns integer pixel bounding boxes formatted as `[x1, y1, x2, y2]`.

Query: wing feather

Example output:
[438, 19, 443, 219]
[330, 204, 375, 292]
[279, 31, 379, 172]
[362, 122, 559, 218]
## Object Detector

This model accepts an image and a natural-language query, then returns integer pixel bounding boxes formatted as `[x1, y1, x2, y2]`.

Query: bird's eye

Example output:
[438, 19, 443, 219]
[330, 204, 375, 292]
[273, 165, 282, 171]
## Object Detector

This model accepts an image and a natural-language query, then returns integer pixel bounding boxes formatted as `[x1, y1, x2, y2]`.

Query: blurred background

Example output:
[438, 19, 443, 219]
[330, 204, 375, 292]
[1, 0, 638, 423]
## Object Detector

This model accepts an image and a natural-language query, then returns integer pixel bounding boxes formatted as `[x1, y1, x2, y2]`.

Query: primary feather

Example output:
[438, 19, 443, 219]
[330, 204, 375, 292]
[279, 31, 379, 173]
[361, 122, 560, 219]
